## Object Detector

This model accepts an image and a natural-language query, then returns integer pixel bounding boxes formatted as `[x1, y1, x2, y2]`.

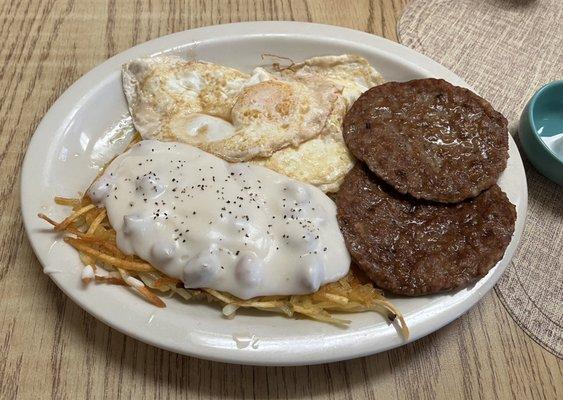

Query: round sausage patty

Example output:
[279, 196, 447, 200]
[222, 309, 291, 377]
[343, 78, 509, 203]
[336, 164, 516, 296]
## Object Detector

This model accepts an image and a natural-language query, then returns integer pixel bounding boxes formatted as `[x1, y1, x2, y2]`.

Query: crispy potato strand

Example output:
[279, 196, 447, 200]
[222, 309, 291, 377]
[117, 268, 166, 308]
[55, 204, 96, 231]
[64, 237, 155, 272]
[40, 195, 408, 337]
[87, 209, 107, 235]
[54, 197, 81, 207]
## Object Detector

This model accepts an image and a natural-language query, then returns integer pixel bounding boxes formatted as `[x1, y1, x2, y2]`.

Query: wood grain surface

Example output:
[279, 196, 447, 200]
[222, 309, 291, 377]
[1, 1, 561, 399]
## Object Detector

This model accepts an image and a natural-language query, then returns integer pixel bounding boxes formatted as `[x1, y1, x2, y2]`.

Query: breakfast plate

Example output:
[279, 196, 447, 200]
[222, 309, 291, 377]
[20, 22, 527, 366]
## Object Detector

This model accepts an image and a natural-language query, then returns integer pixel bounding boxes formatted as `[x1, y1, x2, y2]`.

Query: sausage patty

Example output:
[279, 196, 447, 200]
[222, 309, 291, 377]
[336, 164, 516, 296]
[342, 79, 509, 203]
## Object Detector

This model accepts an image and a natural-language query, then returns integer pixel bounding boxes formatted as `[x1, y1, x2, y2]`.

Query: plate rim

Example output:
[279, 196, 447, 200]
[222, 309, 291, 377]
[20, 21, 528, 366]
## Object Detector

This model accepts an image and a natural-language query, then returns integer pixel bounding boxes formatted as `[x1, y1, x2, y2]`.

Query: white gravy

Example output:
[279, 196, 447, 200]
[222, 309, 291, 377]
[88, 140, 350, 299]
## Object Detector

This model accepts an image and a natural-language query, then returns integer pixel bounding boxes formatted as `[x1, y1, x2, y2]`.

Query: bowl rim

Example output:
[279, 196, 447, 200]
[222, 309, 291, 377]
[527, 79, 563, 164]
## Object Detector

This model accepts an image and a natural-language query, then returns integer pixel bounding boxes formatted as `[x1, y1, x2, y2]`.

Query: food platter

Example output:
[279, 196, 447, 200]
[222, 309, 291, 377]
[20, 22, 527, 366]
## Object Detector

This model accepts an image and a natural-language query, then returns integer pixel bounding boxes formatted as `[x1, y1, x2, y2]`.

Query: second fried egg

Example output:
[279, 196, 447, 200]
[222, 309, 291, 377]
[251, 55, 384, 192]
[251, 96, 354, 193]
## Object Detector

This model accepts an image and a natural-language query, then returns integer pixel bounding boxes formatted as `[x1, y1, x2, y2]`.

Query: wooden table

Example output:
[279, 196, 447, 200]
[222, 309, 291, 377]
[1, 1, 561, 399]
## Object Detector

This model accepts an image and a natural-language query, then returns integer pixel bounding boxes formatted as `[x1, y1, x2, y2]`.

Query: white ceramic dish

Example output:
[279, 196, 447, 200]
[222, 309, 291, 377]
[20, 22, 527, 366]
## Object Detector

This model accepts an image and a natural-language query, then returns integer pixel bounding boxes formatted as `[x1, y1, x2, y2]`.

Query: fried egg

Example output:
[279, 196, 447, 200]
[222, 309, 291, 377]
[123, 58, 338, 162]
[122, 54, 383, 192]
[251, 96, 354, 193]
[123, 57, 251, 130]
[273, 54, 385, 107]
[204, 77, 339, 161]
[251, 55, 383, 192]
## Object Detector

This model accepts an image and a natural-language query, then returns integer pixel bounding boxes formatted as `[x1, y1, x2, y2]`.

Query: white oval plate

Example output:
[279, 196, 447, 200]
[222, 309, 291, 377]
[21, 22, 527, 366]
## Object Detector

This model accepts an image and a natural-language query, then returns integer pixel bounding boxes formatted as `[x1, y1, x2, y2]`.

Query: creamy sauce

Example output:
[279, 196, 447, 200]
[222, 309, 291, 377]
[88, 140, 350, 299]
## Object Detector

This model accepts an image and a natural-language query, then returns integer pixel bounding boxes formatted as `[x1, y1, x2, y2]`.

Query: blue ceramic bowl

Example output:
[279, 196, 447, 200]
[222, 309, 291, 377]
[518, 80, 563, 185]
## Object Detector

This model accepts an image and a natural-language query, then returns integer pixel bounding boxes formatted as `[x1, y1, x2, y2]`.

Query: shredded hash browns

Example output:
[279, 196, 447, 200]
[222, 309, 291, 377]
[38, 157, 408, 338]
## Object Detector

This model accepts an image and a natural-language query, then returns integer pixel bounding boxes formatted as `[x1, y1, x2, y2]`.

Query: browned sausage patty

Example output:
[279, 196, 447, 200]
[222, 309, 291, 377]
[336, 164, 516, 296]
[343, 79, 509, 203]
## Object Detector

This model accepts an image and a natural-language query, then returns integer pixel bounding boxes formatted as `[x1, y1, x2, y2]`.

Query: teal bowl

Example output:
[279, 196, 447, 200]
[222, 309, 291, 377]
[518, 80, 563, 185]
